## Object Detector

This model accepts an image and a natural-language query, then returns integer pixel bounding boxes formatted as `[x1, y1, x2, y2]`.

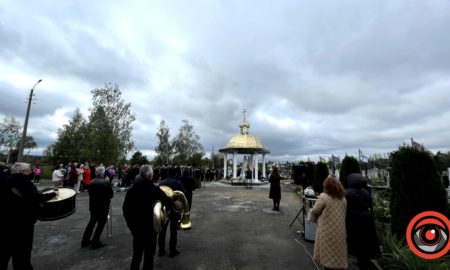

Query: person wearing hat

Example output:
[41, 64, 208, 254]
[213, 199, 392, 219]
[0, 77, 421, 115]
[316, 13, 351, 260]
[0, 162, 57, 269]
[346, 173, 380, 270]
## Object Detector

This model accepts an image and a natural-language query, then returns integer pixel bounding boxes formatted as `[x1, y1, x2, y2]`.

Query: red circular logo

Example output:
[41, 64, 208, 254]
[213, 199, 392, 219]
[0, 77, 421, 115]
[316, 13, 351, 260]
[406, 211, 450, 259]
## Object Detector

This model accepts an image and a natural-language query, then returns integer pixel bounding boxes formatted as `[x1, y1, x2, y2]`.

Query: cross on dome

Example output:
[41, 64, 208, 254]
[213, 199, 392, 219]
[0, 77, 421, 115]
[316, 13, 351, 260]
[239, 108, 250, 134]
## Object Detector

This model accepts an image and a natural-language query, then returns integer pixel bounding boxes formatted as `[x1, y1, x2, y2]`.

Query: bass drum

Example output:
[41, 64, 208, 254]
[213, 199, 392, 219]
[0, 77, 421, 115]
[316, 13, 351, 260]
[38, 188, 77, 221]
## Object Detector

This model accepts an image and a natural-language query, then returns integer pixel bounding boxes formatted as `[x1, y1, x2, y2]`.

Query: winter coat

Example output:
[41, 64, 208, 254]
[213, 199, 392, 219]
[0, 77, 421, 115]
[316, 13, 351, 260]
[123, 178, 171, 236]
[83, 168, 91, 186]
[311, 193, 348, 269]
[345, 173, 381, 259]
[69, 166, 78, 186]
[269, 174, 281, 200]
[179, 175, 197, 209]
[88, 177, 113, 213]
[0, 173, 56, 227]
[52, 169, 64, 182]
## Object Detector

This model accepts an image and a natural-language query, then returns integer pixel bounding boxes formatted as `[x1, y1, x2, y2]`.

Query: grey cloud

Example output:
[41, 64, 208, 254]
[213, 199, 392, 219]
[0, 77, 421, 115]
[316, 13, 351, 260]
[0, 9, 148, 89]
[1, 1, 450, 161]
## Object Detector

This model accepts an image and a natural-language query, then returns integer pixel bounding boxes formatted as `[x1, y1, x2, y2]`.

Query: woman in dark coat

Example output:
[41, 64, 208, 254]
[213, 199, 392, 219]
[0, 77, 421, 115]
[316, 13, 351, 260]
[269, 166, 281, 211]
[345, 173, 380, 270]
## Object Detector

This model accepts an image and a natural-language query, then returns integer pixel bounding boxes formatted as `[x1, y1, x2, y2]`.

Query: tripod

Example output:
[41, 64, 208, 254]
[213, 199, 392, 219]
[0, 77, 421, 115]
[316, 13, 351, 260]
[289, 196, 306, 228]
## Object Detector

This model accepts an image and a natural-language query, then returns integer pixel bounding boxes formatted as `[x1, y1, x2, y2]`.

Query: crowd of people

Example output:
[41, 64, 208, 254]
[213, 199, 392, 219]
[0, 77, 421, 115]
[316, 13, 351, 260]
[0, 160, 380, 270]
[0, 161, 199, 270]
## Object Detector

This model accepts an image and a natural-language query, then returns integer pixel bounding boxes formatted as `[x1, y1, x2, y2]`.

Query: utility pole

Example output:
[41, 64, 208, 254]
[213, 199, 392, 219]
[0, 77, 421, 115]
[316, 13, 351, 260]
[17, 79, 42, 162]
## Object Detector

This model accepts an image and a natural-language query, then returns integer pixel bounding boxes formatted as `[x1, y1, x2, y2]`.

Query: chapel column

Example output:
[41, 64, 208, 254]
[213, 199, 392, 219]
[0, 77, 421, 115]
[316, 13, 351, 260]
[223, 153, 227, 179]
[232, 151, 237, 179]
[262, 153, 266, 179]
[254, 153, 259, 181]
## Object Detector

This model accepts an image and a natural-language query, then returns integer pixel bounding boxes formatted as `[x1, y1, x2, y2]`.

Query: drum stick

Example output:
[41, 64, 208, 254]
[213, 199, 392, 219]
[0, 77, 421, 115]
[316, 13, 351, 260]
[107, 204, 112, 238]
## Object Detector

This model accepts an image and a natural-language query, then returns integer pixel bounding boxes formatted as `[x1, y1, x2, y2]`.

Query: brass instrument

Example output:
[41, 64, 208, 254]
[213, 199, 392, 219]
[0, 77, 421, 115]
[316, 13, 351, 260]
[153, 185, 191, 233]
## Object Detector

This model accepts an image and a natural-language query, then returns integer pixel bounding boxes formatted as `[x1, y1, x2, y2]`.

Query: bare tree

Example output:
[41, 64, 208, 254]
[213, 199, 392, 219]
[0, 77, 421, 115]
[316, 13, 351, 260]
[0, 116, 22, 163]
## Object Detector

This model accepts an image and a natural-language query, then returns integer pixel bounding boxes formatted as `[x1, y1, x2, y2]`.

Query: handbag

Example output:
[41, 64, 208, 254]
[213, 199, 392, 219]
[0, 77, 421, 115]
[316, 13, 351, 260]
[307, 209, 318, 223]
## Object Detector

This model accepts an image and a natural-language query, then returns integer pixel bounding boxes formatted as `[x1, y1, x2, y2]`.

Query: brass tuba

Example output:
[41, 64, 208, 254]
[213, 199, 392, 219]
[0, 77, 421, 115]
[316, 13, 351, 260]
[153, 185, 191, 233]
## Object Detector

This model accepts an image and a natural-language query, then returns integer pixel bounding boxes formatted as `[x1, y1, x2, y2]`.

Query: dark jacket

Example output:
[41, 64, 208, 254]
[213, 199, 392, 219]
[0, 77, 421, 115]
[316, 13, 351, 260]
[160, 178, 186, 193]
[345, 173, 380, 258]
[0, 164, 10, 181]
[69, 165, 78, 186]
[123, 177, 171, 235]
[179, 175, 197, 209]
[0, 173, 56, 227]
[179, 176, 196, 194]
[269, 173, 281, 200]
[88, 177, 113, 212]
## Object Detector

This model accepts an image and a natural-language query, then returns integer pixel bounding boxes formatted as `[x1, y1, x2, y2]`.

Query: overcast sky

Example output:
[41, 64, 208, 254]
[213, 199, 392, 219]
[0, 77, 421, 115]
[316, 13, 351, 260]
[1, 0, 450, 162]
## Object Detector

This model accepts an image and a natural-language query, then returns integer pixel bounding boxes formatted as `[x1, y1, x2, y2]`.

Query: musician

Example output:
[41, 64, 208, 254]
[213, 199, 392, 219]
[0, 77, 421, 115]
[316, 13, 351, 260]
[81, 166, 113, 249]
[178, 168, 196, 210]
[0, 162, 57, 270]
[123, 164, 171, 270]
[158, 167, 186, 258]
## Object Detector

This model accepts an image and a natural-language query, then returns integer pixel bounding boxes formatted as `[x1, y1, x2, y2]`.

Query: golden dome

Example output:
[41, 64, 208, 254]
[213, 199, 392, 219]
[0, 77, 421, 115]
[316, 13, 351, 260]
[220, 108, 269, 154]
[226, 133, 263, 149]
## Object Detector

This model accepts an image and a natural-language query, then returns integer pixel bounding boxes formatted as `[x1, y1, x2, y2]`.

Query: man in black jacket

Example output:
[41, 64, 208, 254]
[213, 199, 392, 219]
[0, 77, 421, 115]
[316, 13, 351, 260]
[81, 166, 114, 249]
[178, 168, 196, 210]
[0, 162, 57, 270]
[123, 164, 171, 270]
[158, 167, 186, 258]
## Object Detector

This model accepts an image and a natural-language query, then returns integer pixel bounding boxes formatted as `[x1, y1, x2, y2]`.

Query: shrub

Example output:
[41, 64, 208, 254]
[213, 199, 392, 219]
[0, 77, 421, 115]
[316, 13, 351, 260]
[339, 155, 361, 187]
[41, 165, 53, 179]
[305, 161, 315, 187]
[313, 161, 329, 194]
[390, 146, 450, 237]
[379, 233, 449, 270]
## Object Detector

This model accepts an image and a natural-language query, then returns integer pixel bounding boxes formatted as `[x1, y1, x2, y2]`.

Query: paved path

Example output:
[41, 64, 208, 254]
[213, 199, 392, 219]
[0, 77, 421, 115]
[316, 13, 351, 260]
[18, 180, 357, 270]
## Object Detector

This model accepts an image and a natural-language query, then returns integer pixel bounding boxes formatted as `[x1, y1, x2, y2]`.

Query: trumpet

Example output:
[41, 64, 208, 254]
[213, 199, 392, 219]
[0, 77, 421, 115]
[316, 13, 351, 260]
[153, 185, 191, 233]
